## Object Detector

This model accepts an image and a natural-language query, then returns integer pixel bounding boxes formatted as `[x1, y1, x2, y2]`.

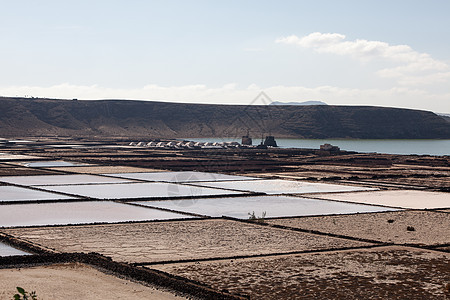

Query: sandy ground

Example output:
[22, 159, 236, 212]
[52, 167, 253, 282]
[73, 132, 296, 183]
[151, 246, 450, 299]
[377, 177, 450, 189]
[313, 190, 450, 209]
[3, 219, 372, 263]
[268, 210, 450, 245]
[244, 171, 363, 180]
[280, 164, 450, 177]
[47, 165, 165, 174]
[0, 263, 185, 300]
[246, 164, 450, 189]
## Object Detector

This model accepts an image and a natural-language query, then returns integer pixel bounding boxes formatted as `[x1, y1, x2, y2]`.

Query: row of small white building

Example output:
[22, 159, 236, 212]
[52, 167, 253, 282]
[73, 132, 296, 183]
[129, 141, 241, 149]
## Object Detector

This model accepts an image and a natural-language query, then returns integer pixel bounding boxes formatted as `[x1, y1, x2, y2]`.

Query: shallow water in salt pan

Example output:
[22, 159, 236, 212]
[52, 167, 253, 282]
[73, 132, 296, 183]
[25, 161, 88, 168]
[0, 201, 193, 227]
[104, 171, 258, 182]
[0, 174, 134, 186]
[314, 190, 450, 209]
[0, 242, 30, 256]
[39, 182, 246, 200]
[132, 196, 399, 218]
[0, 186, 76, 202]
[191, 179, 375, 195]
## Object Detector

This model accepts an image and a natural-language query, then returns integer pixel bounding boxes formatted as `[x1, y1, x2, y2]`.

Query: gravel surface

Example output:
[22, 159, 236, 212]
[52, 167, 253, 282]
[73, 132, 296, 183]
[268, 210, 450, 245]
[151, 246, 450, 300]
[3, 219, 373, 263]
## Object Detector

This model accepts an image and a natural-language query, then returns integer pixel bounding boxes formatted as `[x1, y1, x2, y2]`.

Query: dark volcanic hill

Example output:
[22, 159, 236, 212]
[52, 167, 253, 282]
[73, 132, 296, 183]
[1, 97, 449, 139]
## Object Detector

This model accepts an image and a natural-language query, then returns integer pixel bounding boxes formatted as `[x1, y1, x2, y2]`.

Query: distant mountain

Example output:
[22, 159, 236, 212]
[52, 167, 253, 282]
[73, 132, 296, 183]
[437, 113, 450, 123]
[0, 97, 449, 139]
[270, 100, 327, 106]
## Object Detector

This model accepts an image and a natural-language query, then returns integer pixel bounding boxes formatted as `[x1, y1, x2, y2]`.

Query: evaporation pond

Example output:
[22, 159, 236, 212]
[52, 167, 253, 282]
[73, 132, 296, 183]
[314, 190, 450, 209]
[104, 171, 258, 182]
[132, 196, 399, 218]
[0, 174, 135, 186]
[39, 182, 246, 199]
[0, 201, 193, 227]
[192, 179, 375, 194]
[0, 242, 30, 256]
[24, 161, 89, 167]
[0, 186, 77, 202]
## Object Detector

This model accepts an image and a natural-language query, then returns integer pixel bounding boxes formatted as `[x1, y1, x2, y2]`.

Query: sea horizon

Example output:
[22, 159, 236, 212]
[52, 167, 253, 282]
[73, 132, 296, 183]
[180, 137, 450, 156]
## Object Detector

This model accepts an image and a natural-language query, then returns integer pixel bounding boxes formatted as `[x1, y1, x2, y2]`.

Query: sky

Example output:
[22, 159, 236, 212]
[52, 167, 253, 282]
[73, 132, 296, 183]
[1, 0, 449, 113]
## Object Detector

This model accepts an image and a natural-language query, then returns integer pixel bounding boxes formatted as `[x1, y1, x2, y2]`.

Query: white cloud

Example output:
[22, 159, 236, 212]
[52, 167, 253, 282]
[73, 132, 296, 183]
[1, 83, 448, 113]
[276, 32, 450, 86]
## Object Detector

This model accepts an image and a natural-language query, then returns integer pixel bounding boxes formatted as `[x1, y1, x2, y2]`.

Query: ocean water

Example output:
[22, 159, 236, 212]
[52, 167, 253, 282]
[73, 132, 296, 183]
[181, 138, 450, 156]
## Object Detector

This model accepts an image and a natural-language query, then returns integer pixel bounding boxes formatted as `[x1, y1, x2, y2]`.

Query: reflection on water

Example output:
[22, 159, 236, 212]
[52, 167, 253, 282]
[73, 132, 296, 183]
[0, 201, 194, 227]
[0, 174, 134, 186]
[0, 186, 76, 202]
[25, 161, 87, 167]
[314, 190, 450, 209]
[0, 242, 30, 256]
[39, 182, 246, 199]
[132, 195, 399, 219]
[191, 179, 375, 195]
[105, 171, 258, 182]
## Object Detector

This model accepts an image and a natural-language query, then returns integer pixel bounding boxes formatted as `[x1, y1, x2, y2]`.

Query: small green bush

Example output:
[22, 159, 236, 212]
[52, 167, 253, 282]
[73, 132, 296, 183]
[13, 287, 38, 300]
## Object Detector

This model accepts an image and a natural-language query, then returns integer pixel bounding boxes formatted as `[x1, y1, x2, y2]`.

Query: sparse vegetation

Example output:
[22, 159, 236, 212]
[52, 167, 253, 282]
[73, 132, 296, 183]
[13, 287, 38, 300]
[248, 211, 267, 223]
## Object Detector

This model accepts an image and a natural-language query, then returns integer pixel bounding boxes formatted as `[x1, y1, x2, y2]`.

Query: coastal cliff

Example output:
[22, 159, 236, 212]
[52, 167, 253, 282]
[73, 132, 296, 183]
[1, 97, 449, 139]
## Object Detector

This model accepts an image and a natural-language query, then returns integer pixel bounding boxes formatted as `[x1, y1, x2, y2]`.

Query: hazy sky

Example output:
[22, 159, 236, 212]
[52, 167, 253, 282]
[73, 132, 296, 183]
[1, 0, 449, 112]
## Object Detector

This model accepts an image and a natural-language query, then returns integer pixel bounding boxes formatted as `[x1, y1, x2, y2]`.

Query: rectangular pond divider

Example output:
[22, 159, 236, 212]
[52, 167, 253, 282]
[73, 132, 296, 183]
[0, 232, 55, 255]
[0, 252, 249, 300]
